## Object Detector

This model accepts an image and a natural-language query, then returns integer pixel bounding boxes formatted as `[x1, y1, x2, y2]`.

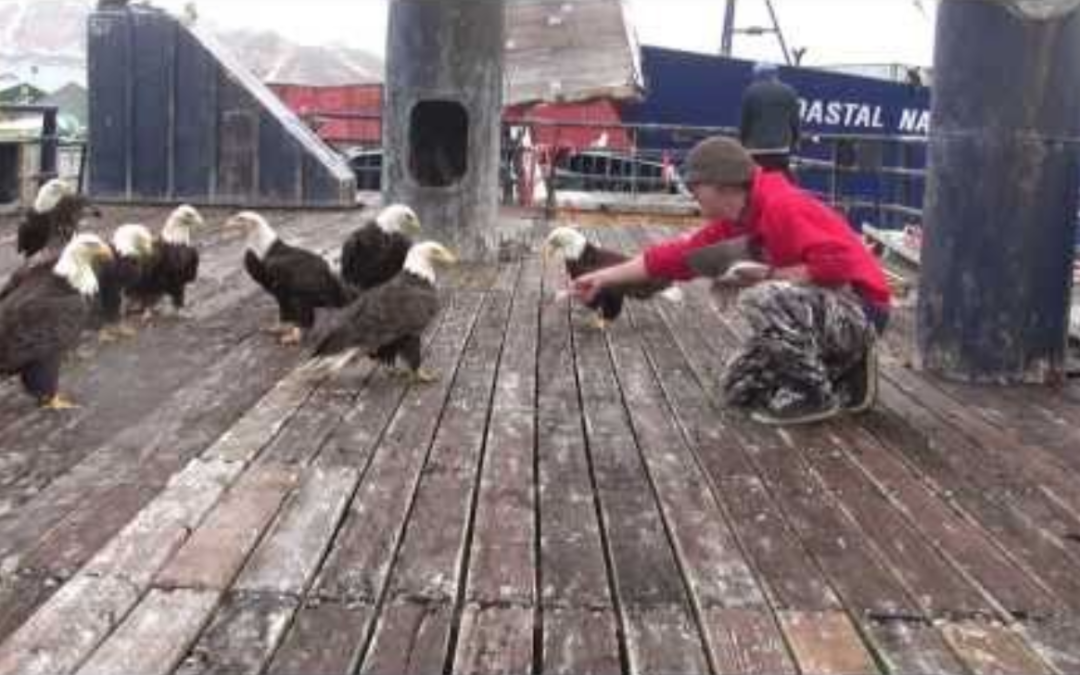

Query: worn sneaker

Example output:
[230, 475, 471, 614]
[841, 343, 879, 415]
[750, 399, 842, 426]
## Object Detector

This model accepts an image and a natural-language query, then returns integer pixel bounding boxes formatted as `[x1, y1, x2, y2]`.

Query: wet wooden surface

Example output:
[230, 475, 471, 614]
[1, 209, 1079, 674]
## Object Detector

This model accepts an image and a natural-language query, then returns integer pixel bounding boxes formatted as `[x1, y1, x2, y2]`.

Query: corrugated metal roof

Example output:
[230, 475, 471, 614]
[505, 0, 643, 106]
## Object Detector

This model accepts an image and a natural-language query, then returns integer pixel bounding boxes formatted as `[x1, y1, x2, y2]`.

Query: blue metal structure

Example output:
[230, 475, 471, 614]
[917, 0, 1080, 384]
[87, 4, 355, 208]
[621, 47, 932, 227]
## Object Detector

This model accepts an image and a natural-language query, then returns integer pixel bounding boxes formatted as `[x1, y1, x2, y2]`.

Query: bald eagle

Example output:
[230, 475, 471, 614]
[17, 179, 101, 259]
[1, 226, 151, 342]
[341, 204, 422, 291]
[93, 224, 157, 341]
[313, 242, 457, 383]
[544, 226, 682, 329]
[0, 234, 114, 409]
[230, 211, 355, 346]
[123, 205, 202, 320]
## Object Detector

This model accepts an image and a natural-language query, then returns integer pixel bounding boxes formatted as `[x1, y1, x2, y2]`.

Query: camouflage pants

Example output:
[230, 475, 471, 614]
[721, 282, 878, 413]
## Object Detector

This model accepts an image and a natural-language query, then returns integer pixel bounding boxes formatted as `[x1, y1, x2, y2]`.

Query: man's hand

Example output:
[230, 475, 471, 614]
[569, 273, 602, 304]
[714, 261, 772, 288]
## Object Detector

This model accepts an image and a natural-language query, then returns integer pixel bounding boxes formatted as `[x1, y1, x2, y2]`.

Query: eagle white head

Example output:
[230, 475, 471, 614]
[112, 224, 155, 259]
[544, 226, 588, 262]
[404, 241, 458, 283]
[53, 233, 114, 297]
[376, 204, 422, 237]
[162, 204, 203, 246]
[226, 211, 278, 260]
[34, 178, 75, 214]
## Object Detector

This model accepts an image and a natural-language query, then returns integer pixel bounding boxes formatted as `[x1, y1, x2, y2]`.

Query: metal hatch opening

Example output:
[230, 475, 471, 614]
[409, 100, 469, 188]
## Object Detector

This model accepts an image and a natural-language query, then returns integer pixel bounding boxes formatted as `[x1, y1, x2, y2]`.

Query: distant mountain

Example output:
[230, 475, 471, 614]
[0, 0, 384, 90]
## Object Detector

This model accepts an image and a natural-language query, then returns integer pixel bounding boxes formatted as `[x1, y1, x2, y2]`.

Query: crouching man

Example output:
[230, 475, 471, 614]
[569, 136, 891, 425]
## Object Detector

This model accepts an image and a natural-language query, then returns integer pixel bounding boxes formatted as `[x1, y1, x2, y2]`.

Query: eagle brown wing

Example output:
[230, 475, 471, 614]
[0, 275, 89, 373]
[313, 272, 439, 356]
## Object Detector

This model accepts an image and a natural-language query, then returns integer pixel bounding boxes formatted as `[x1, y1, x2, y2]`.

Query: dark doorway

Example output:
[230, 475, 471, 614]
[409, 100, 468, 187]
[0, 145, 19, 205]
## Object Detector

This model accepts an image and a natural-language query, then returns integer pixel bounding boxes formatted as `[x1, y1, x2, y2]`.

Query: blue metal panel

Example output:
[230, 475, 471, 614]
[131, 11, 175, 199]
[258, 112, 302, 202]
[621, 47, 932, 219]
[88, 4, 354, 207]
[87, 9, 131, 198]
[173, 26, 217, 200]
[624, 47, 931, 139]
[216, 79, 258, 201]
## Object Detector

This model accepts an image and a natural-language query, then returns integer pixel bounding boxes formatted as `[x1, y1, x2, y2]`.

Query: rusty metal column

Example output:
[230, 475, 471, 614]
[382, 0, 505, 262]
[917, 0, 1080, 383]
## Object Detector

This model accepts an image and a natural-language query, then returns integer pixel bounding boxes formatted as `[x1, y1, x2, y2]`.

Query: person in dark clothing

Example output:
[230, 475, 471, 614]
[740, 62, 802, 177]
[569, 136, 890, 426]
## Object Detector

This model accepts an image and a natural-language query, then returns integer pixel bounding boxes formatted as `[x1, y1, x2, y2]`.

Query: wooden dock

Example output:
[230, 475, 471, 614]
[1, 207, 1079, 674]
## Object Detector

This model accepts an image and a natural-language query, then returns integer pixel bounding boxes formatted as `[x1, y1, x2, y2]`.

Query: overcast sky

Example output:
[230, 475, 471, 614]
[152, 0, 939, 67]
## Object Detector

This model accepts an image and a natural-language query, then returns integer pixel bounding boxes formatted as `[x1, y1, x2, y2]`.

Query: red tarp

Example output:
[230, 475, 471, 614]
[270, 83, 383, 145]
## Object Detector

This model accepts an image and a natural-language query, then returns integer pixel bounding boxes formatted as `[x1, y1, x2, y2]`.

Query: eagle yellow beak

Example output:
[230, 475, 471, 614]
[541, 238, 553, 262]
[223, 216, 247, 234]
[436, 247, 459, 265]
[93, 242, 115, 262]
[405, 215, 422, 237]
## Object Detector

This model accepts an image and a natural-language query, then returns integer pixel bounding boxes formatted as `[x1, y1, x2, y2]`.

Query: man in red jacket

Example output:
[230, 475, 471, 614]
[570, 136, 891, 425]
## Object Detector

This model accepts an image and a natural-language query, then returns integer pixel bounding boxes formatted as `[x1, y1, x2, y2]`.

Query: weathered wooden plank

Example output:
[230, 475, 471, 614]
[883, 362, 1080, 532]
[82, 457, 243, 587]
[174, 592, 298, 675]
[542, 608, 622, 675]
[235, 467, 358, 596]
[265, 600, 372, 675]
[385, 286, 514, 603]
[605, 302, 765, 611]
[0, 309, 305, 570]
[779, 610, 880, 675]
[0, 575, 140, 675]
[75, 589, 219, 675]
[863, 386, 1080, 609]
[832, 420, 1062, 619]
[0, 303, 285, 552]
[360, 600, 453, 675]
[571, 311, 710, 669]
[155, 464, 300, 590]
[314, 292, 486, 603]
[627, 290, 841, 613]
[865, 619, 969, 675]
[17, 481, 163, 580]
[466, 258, 539, 606]
[648, 277, 922, 620]
[572, 321, 693, 608]
[704, 608, 797, 675]
[1021, 618, 1080, 674]
[452, 605, 534, 675]
[941, 621, 1055, 675]
[789, 424, 1000, 620]
[203, 351, 355, 466]
[0, 574, 57, 645]
[536, 259, 613, 612]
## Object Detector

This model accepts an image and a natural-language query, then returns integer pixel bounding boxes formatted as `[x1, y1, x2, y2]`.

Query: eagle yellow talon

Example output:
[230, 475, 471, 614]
[98, 327, 119, 343]
[279, 327, 303, 346]
[41, 395, 79, 411]
[116, 322, 138, 338]
[408, 368, 439, 384]
[591, 316, 610, 331]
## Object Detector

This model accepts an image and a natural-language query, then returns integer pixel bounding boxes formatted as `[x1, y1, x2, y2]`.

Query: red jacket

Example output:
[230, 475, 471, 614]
[644, 170, 891, 309]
